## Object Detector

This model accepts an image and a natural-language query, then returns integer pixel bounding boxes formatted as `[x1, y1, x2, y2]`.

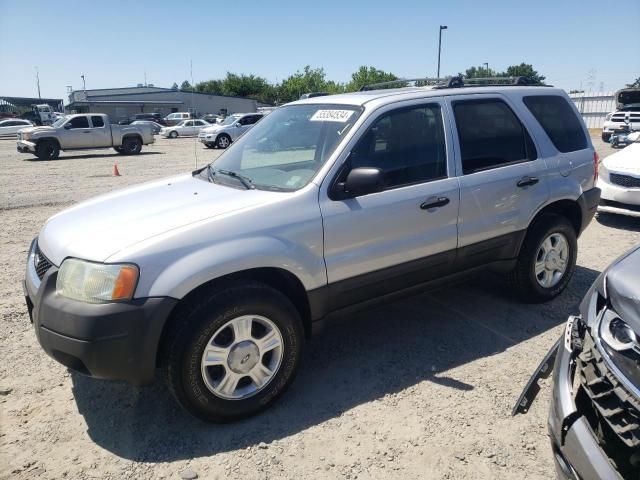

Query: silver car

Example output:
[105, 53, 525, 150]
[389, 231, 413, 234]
[24, 78, 600, 422]
[198, 113, 264, 148]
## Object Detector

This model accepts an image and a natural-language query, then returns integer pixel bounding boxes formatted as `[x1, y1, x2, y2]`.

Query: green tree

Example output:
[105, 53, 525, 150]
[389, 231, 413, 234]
[346, 66, 397, 91]
[277, 66, 329, 103]
[195, 79, 224, 94]
[464, 65, 494, 78]
[501, 63, 545, 84]
[180, 80, 192, 90]
[170, 82, 179, 90]
[627, 77, 640, 88]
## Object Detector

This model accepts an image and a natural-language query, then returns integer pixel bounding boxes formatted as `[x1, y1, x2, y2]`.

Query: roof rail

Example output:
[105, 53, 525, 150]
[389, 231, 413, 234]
[359, 75, 547, 91]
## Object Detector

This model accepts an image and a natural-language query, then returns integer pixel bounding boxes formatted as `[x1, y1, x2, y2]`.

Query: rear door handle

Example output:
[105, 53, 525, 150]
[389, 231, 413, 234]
[517, 176, 539, 188]
[420, 196, 450, 210]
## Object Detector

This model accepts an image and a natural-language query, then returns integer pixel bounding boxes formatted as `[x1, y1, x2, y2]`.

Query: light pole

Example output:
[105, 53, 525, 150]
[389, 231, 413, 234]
[437, 25, 448, 81]
[35, 67, 41, 99]
[483, 62, 489, 76]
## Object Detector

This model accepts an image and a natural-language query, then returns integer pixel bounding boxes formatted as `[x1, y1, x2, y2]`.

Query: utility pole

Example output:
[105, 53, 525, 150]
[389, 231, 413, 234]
[35, 67, 41, 99]
[81, 74, 86, 93]
[483, 62, 489, 76]
[437, 25, 448, 81]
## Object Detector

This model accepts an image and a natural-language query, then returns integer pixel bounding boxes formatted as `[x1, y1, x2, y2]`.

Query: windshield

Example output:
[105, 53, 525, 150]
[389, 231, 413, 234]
[210, 104, 362, 191]
[52, 117, 66, 128]
[221, 114, 242, 126]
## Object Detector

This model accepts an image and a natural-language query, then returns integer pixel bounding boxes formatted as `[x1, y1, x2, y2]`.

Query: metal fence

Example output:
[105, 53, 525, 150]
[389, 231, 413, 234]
[568, 91, 616, 129]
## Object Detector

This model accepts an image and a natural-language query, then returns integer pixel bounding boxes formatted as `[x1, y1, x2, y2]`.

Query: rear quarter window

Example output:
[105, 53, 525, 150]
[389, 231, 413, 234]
[523, 95, 587, 153]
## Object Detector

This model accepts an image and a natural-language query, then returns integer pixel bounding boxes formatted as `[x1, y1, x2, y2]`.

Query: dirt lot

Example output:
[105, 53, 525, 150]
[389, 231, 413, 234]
[1, 135, 638, 480]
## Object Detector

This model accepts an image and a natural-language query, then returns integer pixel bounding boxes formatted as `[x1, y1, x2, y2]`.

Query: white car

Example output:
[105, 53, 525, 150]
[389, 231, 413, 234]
[0, 118, 33, 137]
[160, 119, 210, 138]
[598, 142, 640, 217]
[601, 88, 640, 142]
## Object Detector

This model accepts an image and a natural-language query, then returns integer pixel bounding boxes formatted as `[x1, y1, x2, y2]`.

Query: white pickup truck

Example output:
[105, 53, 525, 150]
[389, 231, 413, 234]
[16, 113, 155, 160]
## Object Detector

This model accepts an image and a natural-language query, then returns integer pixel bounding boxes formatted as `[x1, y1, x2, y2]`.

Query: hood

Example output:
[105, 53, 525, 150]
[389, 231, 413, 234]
[22, 125, 55, 135]
[606, 245, 640, 332]
[617, 88, 640, 109]
[38, 173, 282, 265]
[602, 143, 640, 175]
[202, 125, 222, 134]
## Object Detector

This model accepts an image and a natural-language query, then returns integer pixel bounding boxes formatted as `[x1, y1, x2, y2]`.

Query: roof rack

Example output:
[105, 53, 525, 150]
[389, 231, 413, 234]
[359, 75, 546, 91]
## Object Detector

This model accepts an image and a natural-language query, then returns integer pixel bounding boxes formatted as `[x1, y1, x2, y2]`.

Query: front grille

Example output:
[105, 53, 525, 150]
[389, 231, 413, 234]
[577, 334, 640, 449]
[611, 114, 640, 122]
[610, 173, 640, 189]
[34, 244, 53, 280]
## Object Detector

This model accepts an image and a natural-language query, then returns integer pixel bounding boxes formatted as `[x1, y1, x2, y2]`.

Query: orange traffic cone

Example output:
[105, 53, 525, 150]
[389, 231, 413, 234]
[113, 162, 121, 177]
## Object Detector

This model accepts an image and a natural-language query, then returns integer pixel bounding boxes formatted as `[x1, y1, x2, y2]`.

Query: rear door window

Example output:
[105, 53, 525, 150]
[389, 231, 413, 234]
[453, 99, 537, 175]
[523, 95, 587, 152]
[91, 116, 104, 128]
[68, 116, 89, 129]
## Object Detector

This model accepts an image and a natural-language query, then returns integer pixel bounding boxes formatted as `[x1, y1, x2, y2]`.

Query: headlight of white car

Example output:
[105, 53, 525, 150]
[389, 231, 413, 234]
[56, 258, 139, 303]
[21, 132, 31, 141]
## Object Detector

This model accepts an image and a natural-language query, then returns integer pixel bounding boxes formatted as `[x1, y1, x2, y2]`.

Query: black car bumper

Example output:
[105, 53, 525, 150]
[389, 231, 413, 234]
[548, 325, 624, 480]
[577, 187, 601, 235]
[25, 267, 177, 385]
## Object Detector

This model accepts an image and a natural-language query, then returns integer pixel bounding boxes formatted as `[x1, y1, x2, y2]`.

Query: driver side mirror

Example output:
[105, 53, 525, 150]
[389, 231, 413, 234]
[235, 122, 242, 128]
[333, 167, 385, 200]
[63, 122, 72, 129]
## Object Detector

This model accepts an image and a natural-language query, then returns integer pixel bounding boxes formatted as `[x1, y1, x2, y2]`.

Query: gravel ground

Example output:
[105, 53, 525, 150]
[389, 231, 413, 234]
[1, 135, 638, 480]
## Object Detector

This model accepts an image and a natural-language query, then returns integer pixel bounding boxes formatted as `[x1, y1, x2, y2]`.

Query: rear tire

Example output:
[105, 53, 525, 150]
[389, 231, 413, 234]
[35, 140, 59, 160]
[508, 213, 577, 303]
[602, 132, 612, 143]
[121, 137, 142, 155]
[163, 282, 304, 423]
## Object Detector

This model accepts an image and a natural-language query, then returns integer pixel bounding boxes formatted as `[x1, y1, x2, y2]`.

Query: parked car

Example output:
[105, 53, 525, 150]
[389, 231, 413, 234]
[131, 120, 163, 135]
[602, 88, 640, 142]
[0, 118, 33, 137]
[16, 113, 154, 159]
[514, 244, 640, 480]
[164, 112, 192, 126]
[201, 114, 222, 124]
[597, 142, 640, 217]
[160, 119, 210, 138]
[198, 113, 264, 148]
[24, 81, 600, 422]
[131, 113, 165, 125]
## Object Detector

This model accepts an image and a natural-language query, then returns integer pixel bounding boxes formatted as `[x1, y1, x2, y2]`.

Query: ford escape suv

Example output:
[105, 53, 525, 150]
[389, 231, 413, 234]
[24, 77, 601, 422]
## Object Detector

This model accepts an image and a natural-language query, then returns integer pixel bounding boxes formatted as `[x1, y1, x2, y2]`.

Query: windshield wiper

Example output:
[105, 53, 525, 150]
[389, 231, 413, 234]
[211, 167, 254, 190]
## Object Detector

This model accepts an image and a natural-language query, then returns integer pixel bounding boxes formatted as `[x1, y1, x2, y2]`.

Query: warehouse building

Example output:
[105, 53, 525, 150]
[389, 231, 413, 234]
[66, 86, 261, 123]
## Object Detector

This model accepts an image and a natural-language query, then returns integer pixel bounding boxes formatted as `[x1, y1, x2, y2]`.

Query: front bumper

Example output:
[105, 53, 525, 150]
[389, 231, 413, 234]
[548, 320, 624, 480]
[16, 140, 36, 153]
[597, 177, 640, 217]
[24, 253, 177, 385]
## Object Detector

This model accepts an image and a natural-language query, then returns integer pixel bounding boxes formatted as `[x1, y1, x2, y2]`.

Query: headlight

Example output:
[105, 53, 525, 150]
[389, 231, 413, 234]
[56, 258, 139, 303]
[600, 309, 639, 353]
[22, 132, 31, 141]
[605, 113, 613, 121]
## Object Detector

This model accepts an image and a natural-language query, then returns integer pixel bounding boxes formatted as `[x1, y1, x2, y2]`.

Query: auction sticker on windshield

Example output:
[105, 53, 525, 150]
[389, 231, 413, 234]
[310, 110, 354, 122]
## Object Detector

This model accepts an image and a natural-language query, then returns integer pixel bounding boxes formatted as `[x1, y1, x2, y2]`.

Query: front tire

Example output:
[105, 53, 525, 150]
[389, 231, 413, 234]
[602, 132, 612, 143]
[509, 213, 577, 303]
[216, 134, 231, 149]
[163, 282, 304, 423]
[169, 131, 178, 139]
[35, 140, 60, 160]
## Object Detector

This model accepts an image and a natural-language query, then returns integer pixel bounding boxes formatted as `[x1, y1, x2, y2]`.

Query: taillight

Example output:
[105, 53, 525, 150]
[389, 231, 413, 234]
[594, 151, 599, 183]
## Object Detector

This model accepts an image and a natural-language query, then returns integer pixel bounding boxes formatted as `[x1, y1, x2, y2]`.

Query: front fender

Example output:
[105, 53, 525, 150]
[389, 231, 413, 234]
[142, 236, 325, 299]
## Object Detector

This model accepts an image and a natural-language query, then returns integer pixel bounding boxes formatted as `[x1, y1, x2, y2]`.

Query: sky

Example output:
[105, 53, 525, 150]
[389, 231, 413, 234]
[1, 0, 638, 101]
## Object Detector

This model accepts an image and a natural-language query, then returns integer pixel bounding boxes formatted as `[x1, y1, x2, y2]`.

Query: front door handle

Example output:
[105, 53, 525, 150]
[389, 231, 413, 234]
[420, 196, 450, 210]
[517, 176, 539, 188]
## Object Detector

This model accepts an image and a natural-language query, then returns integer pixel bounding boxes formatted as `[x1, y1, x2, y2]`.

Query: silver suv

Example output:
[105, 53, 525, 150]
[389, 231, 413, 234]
[24, 78, 601, 422]
[198, 112, 264, 148]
